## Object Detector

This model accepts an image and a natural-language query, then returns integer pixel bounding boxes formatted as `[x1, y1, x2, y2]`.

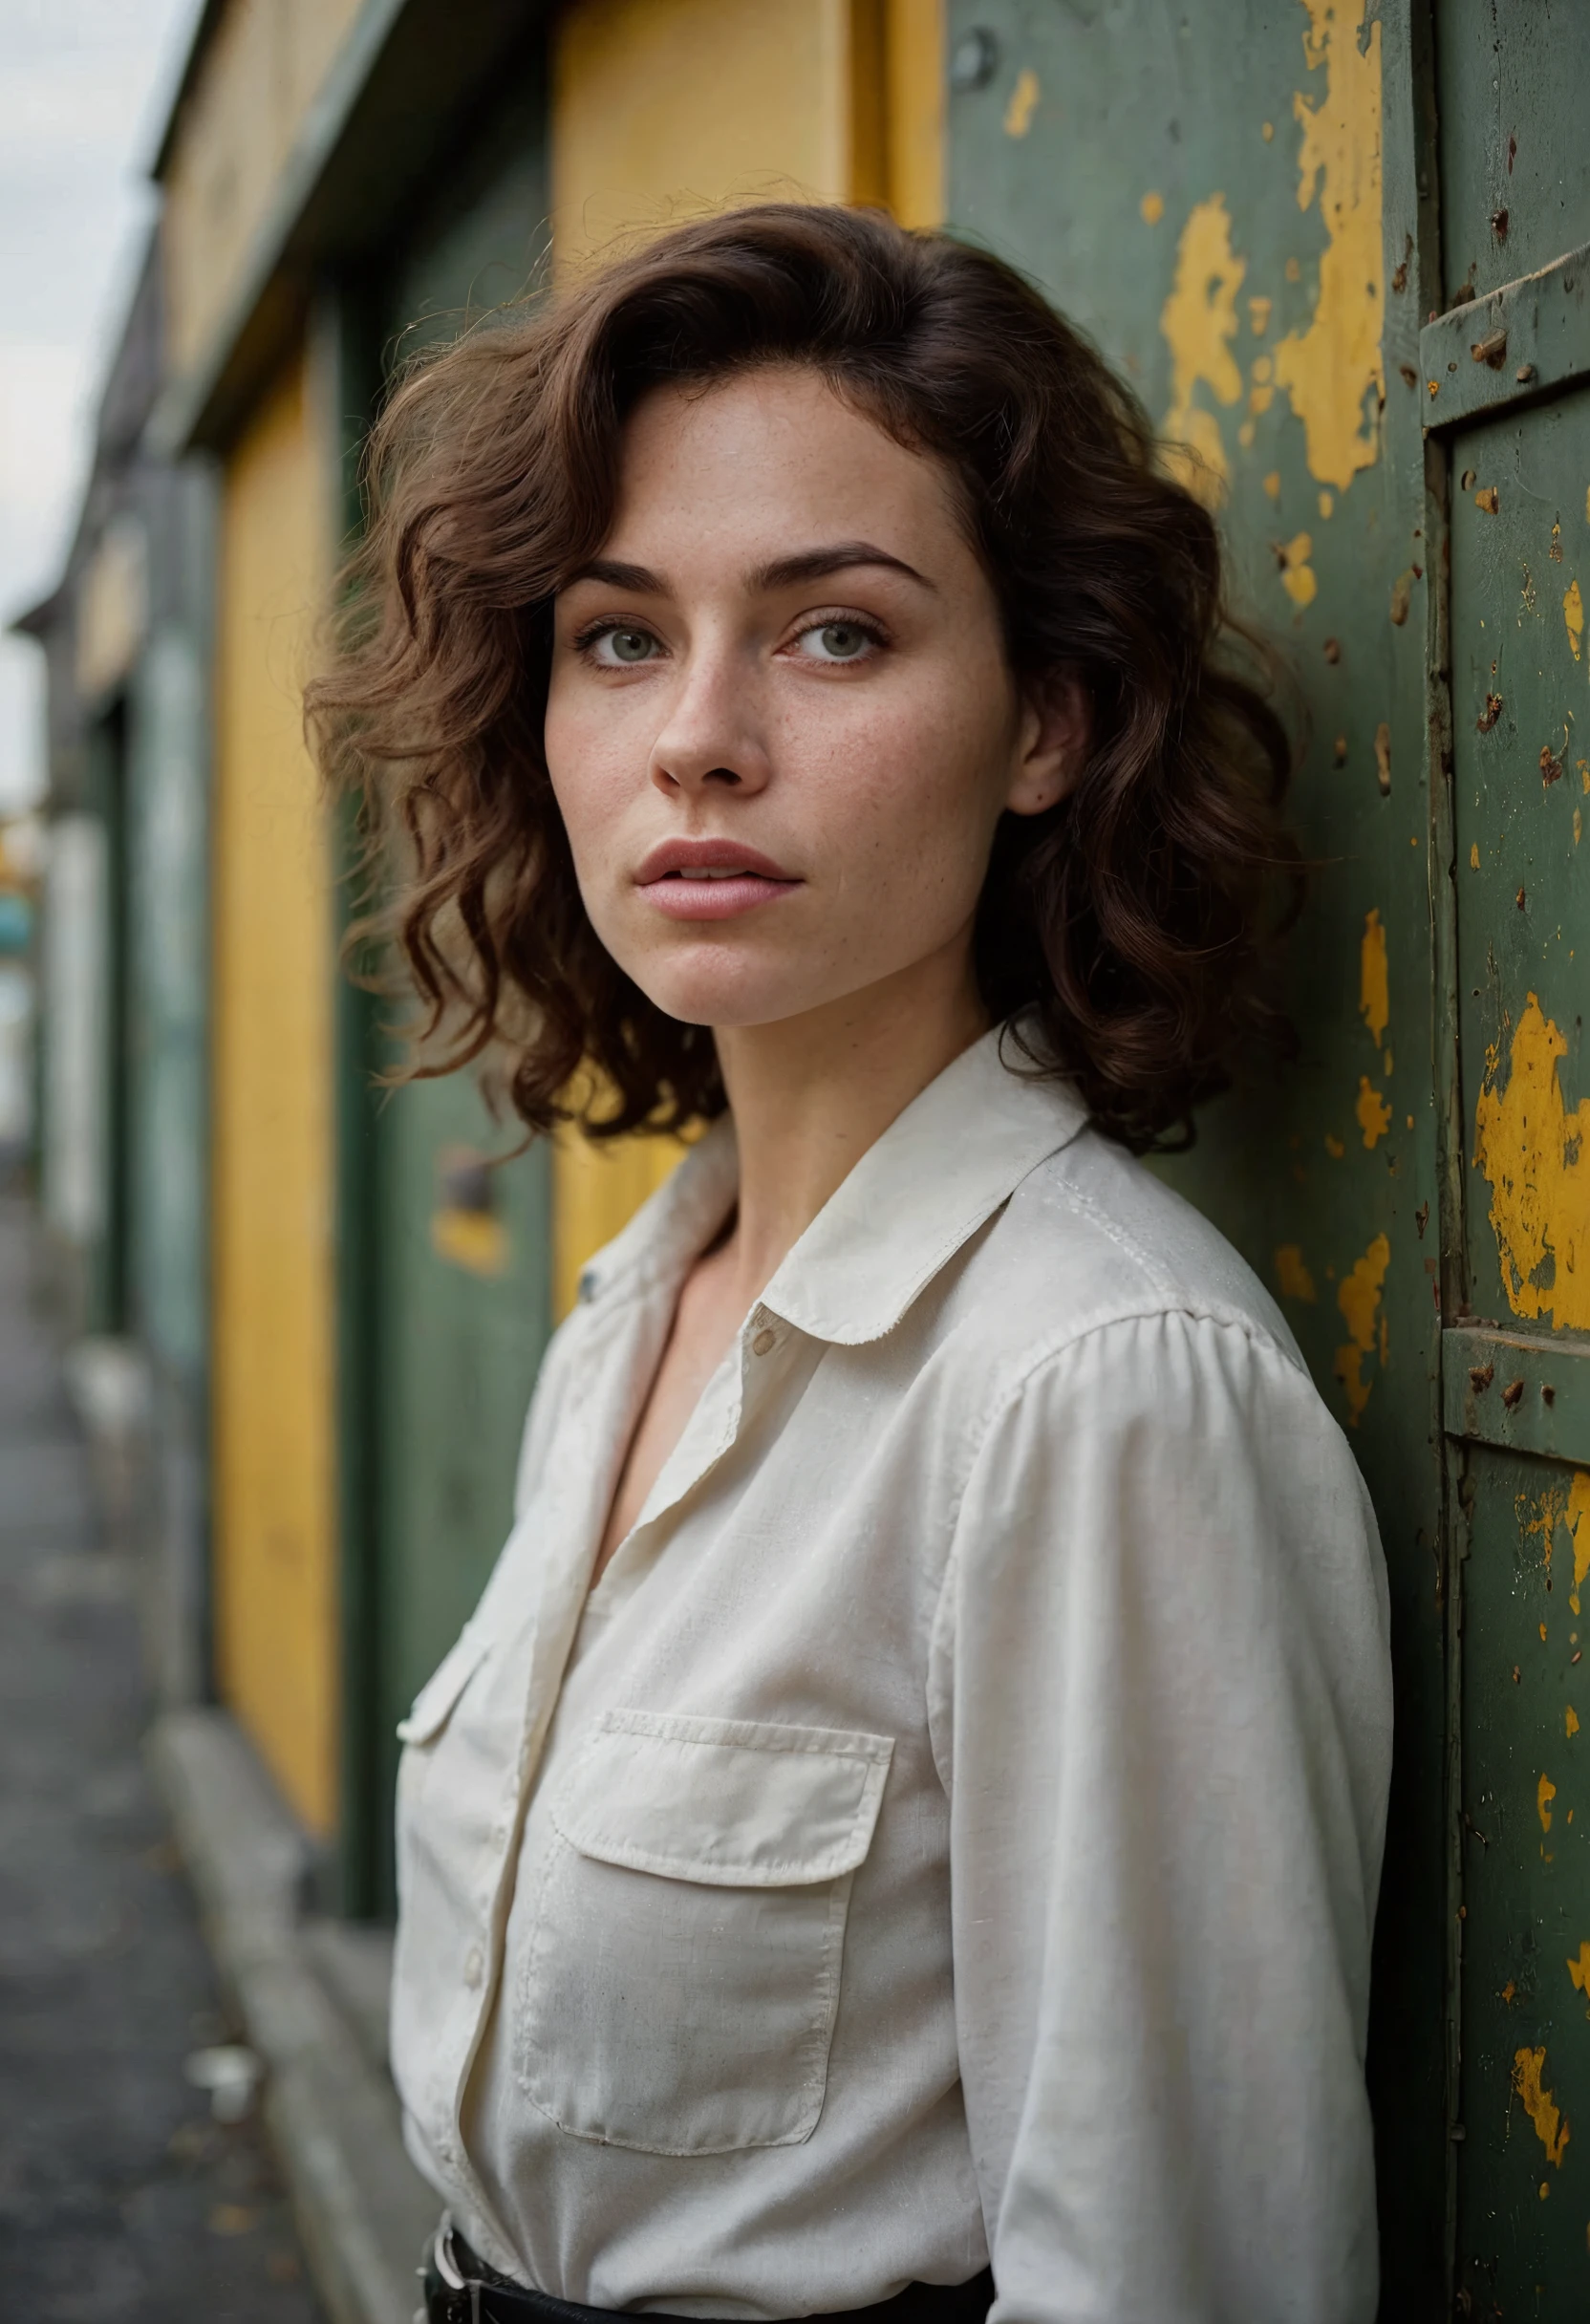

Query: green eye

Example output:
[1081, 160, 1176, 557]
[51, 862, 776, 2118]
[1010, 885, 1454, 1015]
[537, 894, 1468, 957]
[813, 622, 870, 659]
[608, 628, 655, 662]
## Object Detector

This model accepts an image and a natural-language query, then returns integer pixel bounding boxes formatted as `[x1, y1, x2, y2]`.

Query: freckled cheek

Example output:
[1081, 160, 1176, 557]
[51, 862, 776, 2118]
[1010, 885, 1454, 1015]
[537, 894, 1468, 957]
[795, 692, 1005, 903]
[545, 699, 655, 876]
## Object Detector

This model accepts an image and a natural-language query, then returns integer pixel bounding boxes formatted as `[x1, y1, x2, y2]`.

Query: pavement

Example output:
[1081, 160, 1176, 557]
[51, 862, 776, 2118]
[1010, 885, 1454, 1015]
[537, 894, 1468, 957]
[0, 1191, 321, 2322]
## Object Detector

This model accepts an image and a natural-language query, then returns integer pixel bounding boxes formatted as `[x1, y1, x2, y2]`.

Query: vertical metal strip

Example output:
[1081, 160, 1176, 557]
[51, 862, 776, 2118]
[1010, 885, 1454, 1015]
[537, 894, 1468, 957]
[1402, 0, 1469, 2294]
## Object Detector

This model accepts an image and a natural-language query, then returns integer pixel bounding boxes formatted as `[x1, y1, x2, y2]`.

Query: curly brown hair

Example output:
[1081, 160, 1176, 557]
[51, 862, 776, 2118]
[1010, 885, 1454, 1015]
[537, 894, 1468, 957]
[309, 202, 1299, 1152]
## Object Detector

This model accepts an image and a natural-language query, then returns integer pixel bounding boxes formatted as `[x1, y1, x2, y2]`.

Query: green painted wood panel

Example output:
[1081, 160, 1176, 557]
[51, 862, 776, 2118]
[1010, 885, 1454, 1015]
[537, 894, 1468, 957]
[1452, 1443, 1590, 2313]
[336, 40, 554, 1916]
[1434, 4, 1590, 2304]
[946, 5, 1448, 2304]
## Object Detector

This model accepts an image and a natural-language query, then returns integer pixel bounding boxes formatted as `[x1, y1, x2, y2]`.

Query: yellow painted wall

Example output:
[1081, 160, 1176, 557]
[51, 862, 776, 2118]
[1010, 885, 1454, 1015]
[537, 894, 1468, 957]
[161, 0, 365, 377]
[211, 342, 338, 1835]
[548, 0, 943, 1313]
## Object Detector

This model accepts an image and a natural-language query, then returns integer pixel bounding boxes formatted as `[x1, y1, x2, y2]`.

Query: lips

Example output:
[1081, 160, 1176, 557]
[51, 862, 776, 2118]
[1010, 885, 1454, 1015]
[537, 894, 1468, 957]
[635, 837, 802, 921]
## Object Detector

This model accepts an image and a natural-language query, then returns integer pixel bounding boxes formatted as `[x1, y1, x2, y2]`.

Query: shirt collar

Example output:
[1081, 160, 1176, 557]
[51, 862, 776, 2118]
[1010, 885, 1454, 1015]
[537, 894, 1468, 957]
[761, 1021, 1087, 1345]
[578, 1020, 1088, 1345]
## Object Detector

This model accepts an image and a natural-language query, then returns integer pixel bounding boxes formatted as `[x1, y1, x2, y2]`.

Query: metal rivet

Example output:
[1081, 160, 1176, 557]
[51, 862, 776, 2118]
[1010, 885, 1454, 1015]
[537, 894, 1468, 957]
[950, 27, 999, 93]
[751, 1327, 777, 1357]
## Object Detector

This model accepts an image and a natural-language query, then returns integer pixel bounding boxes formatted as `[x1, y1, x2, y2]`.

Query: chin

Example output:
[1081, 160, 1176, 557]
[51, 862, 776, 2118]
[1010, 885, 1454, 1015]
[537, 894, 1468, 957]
[620, 941, 835, 1033]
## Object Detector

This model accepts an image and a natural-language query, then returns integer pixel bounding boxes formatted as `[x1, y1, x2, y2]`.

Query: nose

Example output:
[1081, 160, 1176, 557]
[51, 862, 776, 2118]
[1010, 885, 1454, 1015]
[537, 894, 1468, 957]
[647, 634, 771, 800]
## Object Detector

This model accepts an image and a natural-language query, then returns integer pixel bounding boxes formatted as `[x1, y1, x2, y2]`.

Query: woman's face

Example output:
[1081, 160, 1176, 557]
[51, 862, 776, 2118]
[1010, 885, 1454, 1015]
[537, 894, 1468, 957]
[547, 365, 1077, 1032]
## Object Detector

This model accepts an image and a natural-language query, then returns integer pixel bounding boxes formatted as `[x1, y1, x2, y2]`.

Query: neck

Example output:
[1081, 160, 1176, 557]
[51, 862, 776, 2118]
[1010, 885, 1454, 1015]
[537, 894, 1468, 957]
[710, 937, 989, 1310]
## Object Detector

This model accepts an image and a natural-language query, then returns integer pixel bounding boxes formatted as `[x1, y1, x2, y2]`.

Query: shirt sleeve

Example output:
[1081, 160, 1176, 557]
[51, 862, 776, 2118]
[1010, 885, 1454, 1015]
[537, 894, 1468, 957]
[931, 1308, 1392, 2324]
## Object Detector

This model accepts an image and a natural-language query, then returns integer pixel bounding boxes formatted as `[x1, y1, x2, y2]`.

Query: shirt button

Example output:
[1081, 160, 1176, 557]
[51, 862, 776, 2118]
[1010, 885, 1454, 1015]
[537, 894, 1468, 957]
[464, 1946, 484, 1989]
[751, 1326, 777, 1357]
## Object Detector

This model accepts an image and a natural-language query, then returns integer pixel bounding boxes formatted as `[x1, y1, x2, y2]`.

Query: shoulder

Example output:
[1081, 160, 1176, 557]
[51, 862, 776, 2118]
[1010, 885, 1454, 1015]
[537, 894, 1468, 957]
[937, 1120, 1307, 1403]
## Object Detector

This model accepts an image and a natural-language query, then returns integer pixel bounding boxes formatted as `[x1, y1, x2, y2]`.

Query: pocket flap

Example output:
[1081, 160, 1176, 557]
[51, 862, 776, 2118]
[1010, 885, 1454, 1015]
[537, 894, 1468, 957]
[553, 1710, 893, 1886]
[396, 1628, 489, 1744]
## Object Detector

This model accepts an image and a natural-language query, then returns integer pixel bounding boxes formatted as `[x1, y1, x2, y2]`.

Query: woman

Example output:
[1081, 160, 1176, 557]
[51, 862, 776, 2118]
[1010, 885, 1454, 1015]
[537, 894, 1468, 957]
[312, 205, 1391, 2324]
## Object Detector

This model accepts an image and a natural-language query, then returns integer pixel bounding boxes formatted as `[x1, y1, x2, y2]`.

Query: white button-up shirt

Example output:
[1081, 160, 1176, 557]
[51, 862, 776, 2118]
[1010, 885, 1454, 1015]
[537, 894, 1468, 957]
[390, 1025, 1392, 2323]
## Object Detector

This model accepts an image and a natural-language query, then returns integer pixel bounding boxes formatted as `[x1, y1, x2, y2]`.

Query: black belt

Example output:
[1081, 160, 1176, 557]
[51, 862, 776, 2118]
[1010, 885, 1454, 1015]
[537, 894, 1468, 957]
[421, 2217, 996, 2324]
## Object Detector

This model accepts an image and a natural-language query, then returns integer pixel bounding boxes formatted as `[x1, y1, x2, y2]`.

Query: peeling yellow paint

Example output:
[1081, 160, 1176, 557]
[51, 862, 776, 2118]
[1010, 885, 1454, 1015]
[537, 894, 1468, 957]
[1474, 995, 1590, 1330]
[1515, 2046, 1571, 2166]
[1356, 1078, 1391, 1149]
[1568, 1472, 1590, 1615]
[1324, 1131, 1345, 1158]
[1276, 1244, 1317, 1302]
[1160, 195, 1244, 504]
[1570, 1941, 1590, 1999]
[1272, 0, 1385, 492]
[1263, 469, 1282, 501]
[1003, 67, 1041, 139]
[1570, 1706, 1581, 1739]
[1566, 577, 1584, 662]
[1471, 842, 1481, 870]
[1319, 490, 1334, 519]
[1249, 295, 1272, 335]
[1278, 531, 1317, 606]
[1541, 1772, 1558, 1831]
[1360, 907, 1389, 1048]
[1334, 1231, 1390, 1425]
[1140, 189, 1165, 225]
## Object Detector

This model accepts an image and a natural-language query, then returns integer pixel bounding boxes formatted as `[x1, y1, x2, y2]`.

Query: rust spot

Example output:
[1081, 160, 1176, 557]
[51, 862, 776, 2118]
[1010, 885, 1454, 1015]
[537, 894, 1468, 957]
[1375, 723, 1392, 794]
[1474, 484, 1500, 513]
[1389, 570, 1414, 625]
[1492, 207, 1510, 243]
[1333, 733, 1348, 765]
[1428, 378, 1440, 398]
[1472, 329, 1509, 368]
[1415, 1200, 1429, 1238]
[1477, 692, 1504, 731]
[1323, 635, 1342, 662]
[1543, 744, 1565, 786]
[1517, 886, 1527, 910]
[1470, 1364, 1495, 1391]
[1507, 135, 1516, 175]
[1544, 1385, 1557, 1406]
[1503, 1378, 1526, 1409]
[1514, 1666, 1522, 1683]
[1397, 361, 1416, 388]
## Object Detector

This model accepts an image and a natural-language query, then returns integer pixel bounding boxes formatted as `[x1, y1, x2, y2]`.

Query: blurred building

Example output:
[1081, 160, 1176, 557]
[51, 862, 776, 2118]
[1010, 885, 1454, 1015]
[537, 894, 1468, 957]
[14, 0, 1590, 2308]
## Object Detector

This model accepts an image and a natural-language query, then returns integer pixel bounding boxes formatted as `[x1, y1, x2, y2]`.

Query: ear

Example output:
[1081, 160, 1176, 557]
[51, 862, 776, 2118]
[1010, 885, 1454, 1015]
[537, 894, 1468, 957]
[1005, 668, 1091, 817]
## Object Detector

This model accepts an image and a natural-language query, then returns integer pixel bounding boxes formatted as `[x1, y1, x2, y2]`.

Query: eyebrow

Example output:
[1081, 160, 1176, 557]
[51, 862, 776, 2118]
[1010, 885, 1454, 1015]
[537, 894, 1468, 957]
[562, 541, 935, 597]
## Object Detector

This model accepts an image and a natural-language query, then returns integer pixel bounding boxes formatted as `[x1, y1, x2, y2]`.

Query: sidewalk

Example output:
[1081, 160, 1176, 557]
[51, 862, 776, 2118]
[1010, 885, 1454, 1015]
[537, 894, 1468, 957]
[0, 1192, 321, 2322]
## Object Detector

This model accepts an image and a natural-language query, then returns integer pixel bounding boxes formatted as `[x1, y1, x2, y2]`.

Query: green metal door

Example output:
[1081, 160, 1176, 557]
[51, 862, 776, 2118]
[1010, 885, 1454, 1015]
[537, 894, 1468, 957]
[339, 45, 555, 1917]
[946, 3, 1446, 2305]
[1420, 2, 1590, 2306]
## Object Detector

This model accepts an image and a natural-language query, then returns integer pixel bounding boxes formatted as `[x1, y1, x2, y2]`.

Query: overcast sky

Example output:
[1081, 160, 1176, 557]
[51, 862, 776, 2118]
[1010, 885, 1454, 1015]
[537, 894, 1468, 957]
[0, 0, 200, 814]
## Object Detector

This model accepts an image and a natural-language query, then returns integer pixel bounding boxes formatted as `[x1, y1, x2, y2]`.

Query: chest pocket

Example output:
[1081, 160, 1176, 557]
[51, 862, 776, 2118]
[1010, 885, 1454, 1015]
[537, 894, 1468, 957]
[514, 1709, 893, 2156]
